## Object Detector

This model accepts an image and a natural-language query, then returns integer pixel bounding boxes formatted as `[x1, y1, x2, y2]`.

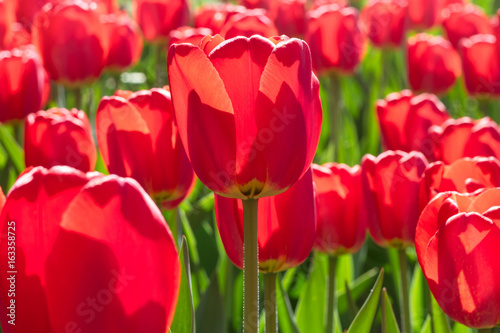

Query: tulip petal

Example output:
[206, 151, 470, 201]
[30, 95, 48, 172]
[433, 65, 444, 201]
[0, 166, 95, 332]
[45, 176, 180, 333]
[254, 38, 322, 194]
[168, 43, 239, 196]
[424, 212, 500, 328]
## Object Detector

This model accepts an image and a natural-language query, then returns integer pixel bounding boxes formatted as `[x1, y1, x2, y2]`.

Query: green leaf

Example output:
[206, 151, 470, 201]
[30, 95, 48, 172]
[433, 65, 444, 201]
[452, 322, 473, 333]
[381, 288, 401, 333]
[195, 272, 226, 333]
[411, 265, 430, 332]
[336, 254, 354, 292]
[0, 124, 24, 174]
[295, 252, 326, 333]
[276, 276, 300, 333]
[170, 237, 195, 333]
[430, 293, 452, 333]
[344, 280, 359, 319]
[420, 316, 431, 333]
[346, 268, 384, 333]
[337, 268, 379, 314]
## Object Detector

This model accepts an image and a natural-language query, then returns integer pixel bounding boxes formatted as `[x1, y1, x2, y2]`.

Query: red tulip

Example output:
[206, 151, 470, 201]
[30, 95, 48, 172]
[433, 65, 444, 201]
[268, 0, 307, 37]
[133, 0, 189, 43]
[32, 1, 109, 86]
[96, 87, 195, 209]
[167, 35, 322, 199]
[419, 157, 500, 211]
[415, 188, 500, 328]
[407, 33, 462, 94]
[442, 4, 492, 49]
[169, 26, 213, 46]
[2, 22, 31, 50]
[361, 150, 428, 248]
[215, 167, 315, 273]
[0, 45, 50, 122]
[359, 0, 408, 48]
[25, 108, 97, 172]
[406, 0, 441, 30]
[376, 90, 449, 158]
[13, 0, 49, 31]
[194, 3, 245, 35]
[306, 4, 366, 75]
[102, 11, 143, 72]
[0, 166, 180, 332]
[460, 34, 500, 97]
[220, 9, 279, 39]
[312, 163, 365, 255]
[429, 117, 500, 164]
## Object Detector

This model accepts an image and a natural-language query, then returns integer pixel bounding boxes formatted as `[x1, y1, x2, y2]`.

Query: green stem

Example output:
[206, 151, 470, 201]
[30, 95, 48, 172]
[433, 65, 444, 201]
[328, 74, 341, 162]
[478, 329, 492, 333]
[57, 84, 66, 108]
[326, 255, 337, 333]
[73, 87, 82, 110]
[264, 273, 277, 333]
[398, 248, 411, 333]
[156, 43, 166, 86]
[243, 198, 259, 333]
[380, 49, 389, 97]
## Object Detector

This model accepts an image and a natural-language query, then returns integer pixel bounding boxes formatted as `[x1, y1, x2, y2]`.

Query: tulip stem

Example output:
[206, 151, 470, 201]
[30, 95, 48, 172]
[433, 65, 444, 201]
[264, 273, 277, 333]
[398, 248, 411, 333]
[243, 198, 259, 333]
[329, 74, 341, 161]
[326, 255, 337, 333]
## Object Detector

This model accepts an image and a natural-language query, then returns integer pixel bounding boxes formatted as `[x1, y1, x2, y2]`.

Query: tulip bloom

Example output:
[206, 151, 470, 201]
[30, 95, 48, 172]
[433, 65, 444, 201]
[268, 0, 306, 37]
[359, 0, 408, 48]
[25, 108, 97, 172]
[376, 90, 449, 158]
[416, 188, 500, 328]
[0, 166, 180, 332]
[312, 163, 365, 255]
[32, 1, 109, 86]
[306, 3, 366, 74]
[240, 0, 270, 9]
[169, 27, 213, 46]
[0, 46, 50, 122]
[460, 34, 500, 97]
[429, 117, 500, 164]
[168, 35, 322, 199]
[102, 11, 143, 72]
[133, 0, 189, 43]
[407, 33, 462, 94]
[419, 157, 500, 211]
[406, 0, 441, 30]
[442, 4, 492, 49]
[215, 168, 315, 273]
[361, 150, 428, 248]
[97, 88, 195, 209]
[220, 10, 279, 39]
[194, 3, 245, 35]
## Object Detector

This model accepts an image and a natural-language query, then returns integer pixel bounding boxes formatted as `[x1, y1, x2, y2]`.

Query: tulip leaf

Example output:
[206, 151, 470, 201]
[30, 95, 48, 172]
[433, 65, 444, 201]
[452, 322, 473, 333]
[277, 275, 301, 333]
[195, 271, 226, 333]
[410, 265, 430, 332]
[337, 267, 379, 314]
[344, 280, 359, 318]
[346, 268, 384, 333]
[295, 252, 327, 333]
[430, 293, 452, 333]
[381, 288, 401, 333]
[419, 316, 431, 333]
[170, 237, 195, 333]
[0, 124, 24, 174]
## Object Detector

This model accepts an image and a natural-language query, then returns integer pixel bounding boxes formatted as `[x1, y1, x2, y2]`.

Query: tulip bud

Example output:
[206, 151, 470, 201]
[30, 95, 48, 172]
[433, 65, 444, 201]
[312, 163, 365, 255]
[215, 168, 316, 273]
[25, 108, 97, 172]
[96, 87, 195, 209]
[220, 9, 279, 39]
[0, 45, 50, 122]
[407, 33, 462, 94]
[361, 150, 428, 248]
[376, 90, 449, 158]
